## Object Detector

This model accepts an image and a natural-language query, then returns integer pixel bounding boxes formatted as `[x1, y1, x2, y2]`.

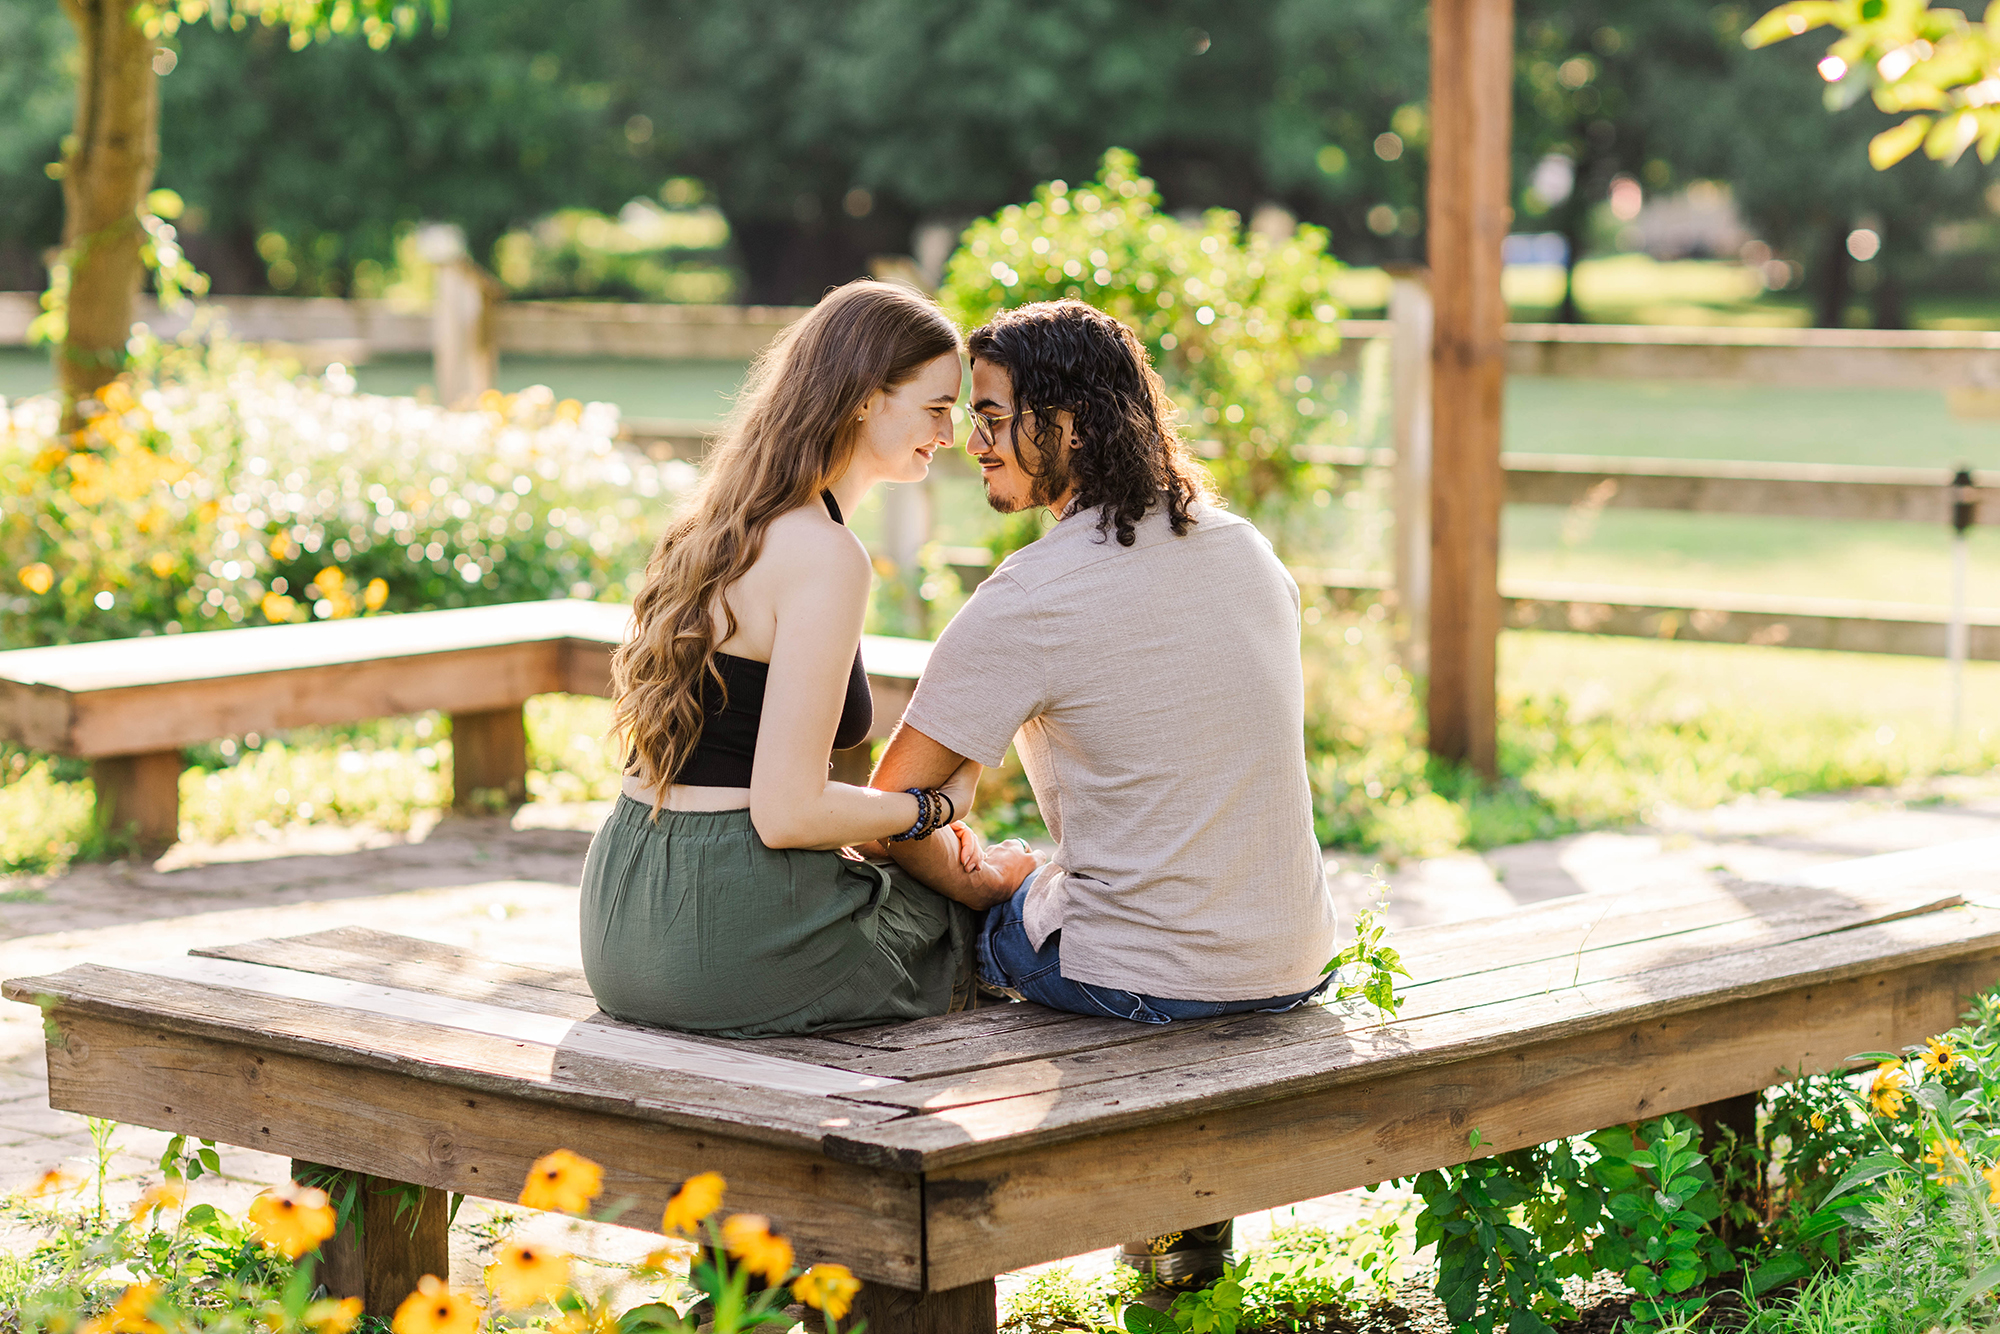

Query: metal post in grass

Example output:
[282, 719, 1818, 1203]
[1951, 466, 1977, 735]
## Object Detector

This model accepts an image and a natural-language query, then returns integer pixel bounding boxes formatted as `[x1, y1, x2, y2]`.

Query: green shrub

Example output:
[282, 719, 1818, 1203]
[0, 329, 693, 649]
[938, 148, 1349, 512]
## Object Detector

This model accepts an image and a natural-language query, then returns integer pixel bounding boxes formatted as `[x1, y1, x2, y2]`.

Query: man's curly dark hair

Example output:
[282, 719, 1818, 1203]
[967, 300, 1218, 547]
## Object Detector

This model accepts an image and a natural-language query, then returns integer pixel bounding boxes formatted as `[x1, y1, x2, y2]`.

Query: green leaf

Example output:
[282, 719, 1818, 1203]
[1872, 115, 1933, 168]
[1820, 1152, 1906, 1206]
[1749, 1253, 1812, 1295]
[1124, 1305, 1178, 1334]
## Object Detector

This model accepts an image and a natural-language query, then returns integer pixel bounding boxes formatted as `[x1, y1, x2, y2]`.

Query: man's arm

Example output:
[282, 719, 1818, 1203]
[868, 721, 1034, 909]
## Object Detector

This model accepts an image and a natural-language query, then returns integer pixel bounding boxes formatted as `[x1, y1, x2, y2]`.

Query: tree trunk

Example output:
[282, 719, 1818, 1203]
[57, 0, 159, 428]
[1871, 216, 1909, 331]
[1810, 223, 1851, 329]
[1555, 194, 1587, 324]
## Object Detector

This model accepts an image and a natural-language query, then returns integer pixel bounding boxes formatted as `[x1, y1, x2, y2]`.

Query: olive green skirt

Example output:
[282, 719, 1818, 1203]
[579, 797, 977, 1039]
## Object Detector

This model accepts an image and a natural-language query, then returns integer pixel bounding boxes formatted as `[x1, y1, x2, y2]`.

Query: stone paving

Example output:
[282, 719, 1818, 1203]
[0, 776, 1994, 1311]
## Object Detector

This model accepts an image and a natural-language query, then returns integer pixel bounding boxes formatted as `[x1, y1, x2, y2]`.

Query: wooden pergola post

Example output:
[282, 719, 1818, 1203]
[1426, 0, 1513, 778]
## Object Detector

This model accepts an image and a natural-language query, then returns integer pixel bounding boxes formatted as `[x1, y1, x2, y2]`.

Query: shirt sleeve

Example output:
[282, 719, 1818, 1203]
[899, 572, 1046, 768]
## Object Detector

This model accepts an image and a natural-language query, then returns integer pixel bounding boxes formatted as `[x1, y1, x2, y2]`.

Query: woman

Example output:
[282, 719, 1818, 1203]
[582, 280, 990, 1038]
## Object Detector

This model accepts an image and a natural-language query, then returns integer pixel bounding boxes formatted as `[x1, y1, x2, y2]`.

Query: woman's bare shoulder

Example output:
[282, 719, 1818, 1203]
[760, 504, 870, 585]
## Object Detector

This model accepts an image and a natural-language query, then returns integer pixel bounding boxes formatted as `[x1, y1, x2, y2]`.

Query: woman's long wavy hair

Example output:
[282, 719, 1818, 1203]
[612, 280, 961, 794]
[967, 299, 1216, 547]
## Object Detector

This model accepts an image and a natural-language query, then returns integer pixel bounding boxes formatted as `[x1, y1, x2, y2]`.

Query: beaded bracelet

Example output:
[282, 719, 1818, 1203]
[885, 786, 953, 843]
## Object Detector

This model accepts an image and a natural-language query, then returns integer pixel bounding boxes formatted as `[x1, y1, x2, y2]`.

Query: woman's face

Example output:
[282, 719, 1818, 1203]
[850, 352, 963, 486]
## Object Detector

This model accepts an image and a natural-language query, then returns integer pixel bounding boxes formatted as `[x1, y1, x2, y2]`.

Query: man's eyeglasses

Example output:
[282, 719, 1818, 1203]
[969, 408, 1017, 446]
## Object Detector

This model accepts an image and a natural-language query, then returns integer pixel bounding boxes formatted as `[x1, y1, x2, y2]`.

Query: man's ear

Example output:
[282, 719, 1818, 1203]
[1055, 408, 1081, 451]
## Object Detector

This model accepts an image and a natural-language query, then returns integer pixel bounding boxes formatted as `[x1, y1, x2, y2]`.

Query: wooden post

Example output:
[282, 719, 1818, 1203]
[418, 223, 497, 409]
[1389, 270, 1434, 676]
[880, 479, 932, 637]
[849, 1278, 998, 1334]
[301, 1167, 450, 1319]
[90, 750, 180, 853]
[1426, 0, 1513, 778]
[451, 706, 528, 811]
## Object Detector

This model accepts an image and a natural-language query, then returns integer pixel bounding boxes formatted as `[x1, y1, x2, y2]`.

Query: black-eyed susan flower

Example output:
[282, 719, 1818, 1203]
[248, 1181, 337, 1258]
[80, 1282, 163, 1334]
[661, 1171, 725, 1234]
[1923, 1136, 1968, 1184]
[304, 1296, 363, 1334]
[793, 1263, 861, 1322]
[519, 1149, 603, 1215]
[392, 1275, 480, 1334]
[1986, 1163, 2000, 1204]
[128, 1181, 186, 1222]
[1867, 1061, 1907, 1119]
[1922, 1037, 1959, 1075]
[721, 1213, 795, 1285]
[486, 1241, 571, 1310]
[25, 1167, 75, 1199]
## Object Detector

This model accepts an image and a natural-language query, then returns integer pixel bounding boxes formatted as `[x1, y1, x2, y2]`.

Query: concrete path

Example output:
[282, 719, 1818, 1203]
[0, 776, 1994, 1313]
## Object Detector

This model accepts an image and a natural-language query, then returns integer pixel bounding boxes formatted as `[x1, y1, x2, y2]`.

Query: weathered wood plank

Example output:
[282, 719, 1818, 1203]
[845, 884, 1967, 1114]
[43, 1013, 922, 1287]
[90, 750, 182, 852]
[5, 966, 898, 1146]
[916, 945, 2000, 1287]
[142, 956, 896, 1097]
[830, 905, 2000, 1170]
[194, 931, 880, 1069]
[450, 707, 528, 809]
[1502, 452, 2000, 524]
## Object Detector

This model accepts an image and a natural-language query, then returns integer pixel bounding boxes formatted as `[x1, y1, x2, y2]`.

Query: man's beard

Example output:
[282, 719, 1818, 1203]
[985, 432, 1073, 514]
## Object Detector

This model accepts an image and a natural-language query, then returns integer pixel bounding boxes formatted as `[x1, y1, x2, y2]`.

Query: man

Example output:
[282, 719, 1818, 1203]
[868, 298, 1338, 1288]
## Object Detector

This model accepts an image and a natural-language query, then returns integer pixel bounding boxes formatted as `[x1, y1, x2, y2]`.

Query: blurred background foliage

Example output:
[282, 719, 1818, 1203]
[5, 0, 2000, 322]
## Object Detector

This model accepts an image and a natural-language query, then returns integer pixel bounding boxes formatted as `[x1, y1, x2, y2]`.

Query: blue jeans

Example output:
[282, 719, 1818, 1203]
[975, 872, 1333, 1024]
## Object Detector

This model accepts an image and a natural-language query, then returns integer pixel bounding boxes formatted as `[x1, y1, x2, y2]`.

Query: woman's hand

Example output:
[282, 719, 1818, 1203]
[939, 758, 981, 830]
[948, 821, 982, 873]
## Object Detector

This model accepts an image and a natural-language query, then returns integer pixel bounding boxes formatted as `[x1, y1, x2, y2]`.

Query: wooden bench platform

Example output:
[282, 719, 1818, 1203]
[8, 835, 1998, 1332]
[0, 599, 930, 850]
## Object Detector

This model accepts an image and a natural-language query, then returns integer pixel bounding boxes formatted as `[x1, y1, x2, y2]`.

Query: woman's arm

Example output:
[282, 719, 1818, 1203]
[746, 519, 941, 850]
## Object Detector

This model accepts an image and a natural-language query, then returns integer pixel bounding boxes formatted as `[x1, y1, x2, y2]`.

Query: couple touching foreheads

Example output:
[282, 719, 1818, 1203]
[580, 281, 1337, 1286]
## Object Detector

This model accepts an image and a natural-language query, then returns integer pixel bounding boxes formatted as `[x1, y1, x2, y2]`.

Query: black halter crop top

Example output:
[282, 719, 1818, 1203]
[668, 491, 873, 786]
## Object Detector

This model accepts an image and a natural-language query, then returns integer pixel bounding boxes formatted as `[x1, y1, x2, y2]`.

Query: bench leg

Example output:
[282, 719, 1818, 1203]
[848, 1278, 997, 1334]
[301, 1167, 450, 1318]
[451, 706, 528, 811]
[1688, 1091, 1761, 1249]
[90, 751, 181, 854]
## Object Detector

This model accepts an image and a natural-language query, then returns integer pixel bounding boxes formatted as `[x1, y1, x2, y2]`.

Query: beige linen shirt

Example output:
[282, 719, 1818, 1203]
[902, 498, 1337, 1001]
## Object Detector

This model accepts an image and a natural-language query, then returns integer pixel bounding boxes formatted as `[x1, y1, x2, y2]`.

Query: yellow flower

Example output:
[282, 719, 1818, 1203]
[304, 1296, 363, 1334]
[146, 551, 176, 579]
[17, 563, 54, 596]
[477, 389, 506, 414]
[556, 399, 583, 422]
[1808, 1111, 1827, 1132]
[661, 1171, 725, 1234]
[269, 532, 297, 561]
[31, 445, 67, 473]
[721, 1213, 795, 1285]
[1924, 1137, 1967, 1183]
[519, 1149, 602, 1214]
[261, 592, 299, 623]
[1985, 1163, 2000, 1204]
[550, 1305, 621, 1334]
[363, 577, 389, 611]
[25, 1166, 76, 1198]
[248, 1181, 337, 1258]
[1868, 1061, 1908, 1119]
[81, 1282, 163, 1334]
[128, 1181, 186, 1221]
[1922, 1037, 1959, 1075]
[392, 1275, 480, 1334]
[486, 1241, 571, 1310]
[793, 1264, 861, 1321]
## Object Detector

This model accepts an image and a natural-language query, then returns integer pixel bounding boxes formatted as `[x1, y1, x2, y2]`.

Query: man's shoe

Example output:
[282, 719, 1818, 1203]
[1115, 1219, 1233, 1290]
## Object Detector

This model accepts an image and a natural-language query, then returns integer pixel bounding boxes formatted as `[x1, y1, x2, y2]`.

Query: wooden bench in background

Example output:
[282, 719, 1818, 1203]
[8, 836, 1997, 1333]
[0, 599, 931, 851]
